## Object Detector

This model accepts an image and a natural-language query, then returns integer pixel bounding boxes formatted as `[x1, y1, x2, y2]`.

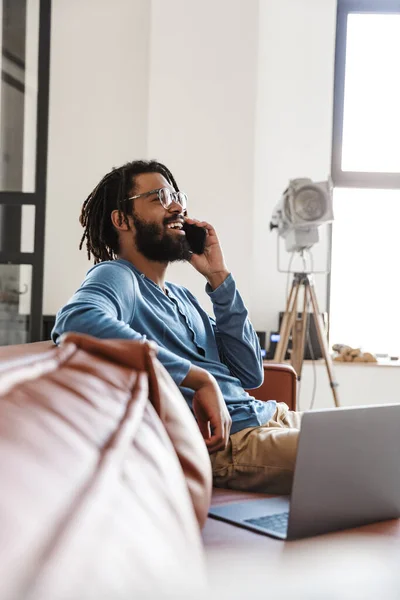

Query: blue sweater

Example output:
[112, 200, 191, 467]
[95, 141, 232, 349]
[52, 259, 276, 434]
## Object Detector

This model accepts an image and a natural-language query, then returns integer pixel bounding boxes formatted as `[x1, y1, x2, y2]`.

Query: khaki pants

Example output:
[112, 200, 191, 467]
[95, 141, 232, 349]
[211, 403, 302, 495]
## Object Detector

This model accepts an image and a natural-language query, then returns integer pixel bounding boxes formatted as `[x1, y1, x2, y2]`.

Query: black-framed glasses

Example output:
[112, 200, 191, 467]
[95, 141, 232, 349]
[128, 187, 188, 211]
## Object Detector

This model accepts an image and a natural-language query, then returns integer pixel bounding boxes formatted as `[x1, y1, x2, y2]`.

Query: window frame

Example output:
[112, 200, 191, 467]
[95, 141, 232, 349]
[331, 0, 400, 189]
[328, 0, 400, 328]
[0, 0, 51, 342]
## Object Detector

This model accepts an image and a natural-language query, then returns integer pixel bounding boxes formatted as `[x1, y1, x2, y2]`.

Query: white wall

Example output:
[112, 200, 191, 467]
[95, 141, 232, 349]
[45, 0, 336, 323]
[44, 0, 151, 314]
[252, 0, 337, 332]
[298, 362, 400, 411]
[147, 0, 259, 313]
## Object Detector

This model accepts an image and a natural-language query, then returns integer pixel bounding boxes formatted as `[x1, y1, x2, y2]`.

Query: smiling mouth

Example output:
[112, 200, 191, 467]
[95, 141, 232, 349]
[166, 221, 184, 233]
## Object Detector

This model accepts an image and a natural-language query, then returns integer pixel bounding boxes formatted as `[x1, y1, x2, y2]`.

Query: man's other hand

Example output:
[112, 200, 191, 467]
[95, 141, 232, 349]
[192, 378, 232, 453]
[181, 364, 232, 453]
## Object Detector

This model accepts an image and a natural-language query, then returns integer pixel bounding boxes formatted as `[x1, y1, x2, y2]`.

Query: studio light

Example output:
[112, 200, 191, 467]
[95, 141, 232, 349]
[270, 178, 334, 253]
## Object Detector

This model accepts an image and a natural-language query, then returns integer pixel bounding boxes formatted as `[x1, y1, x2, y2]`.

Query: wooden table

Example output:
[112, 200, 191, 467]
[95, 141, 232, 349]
[203, 490, 400, 597]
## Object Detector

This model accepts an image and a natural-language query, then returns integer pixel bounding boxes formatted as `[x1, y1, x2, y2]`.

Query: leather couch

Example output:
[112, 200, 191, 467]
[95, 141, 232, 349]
[0, 334, 212, 600]
[0, 334, 296, 599]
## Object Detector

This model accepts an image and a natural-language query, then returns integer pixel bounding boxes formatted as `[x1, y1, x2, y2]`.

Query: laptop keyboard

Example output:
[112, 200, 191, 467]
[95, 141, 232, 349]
[244, 511, 289, 535]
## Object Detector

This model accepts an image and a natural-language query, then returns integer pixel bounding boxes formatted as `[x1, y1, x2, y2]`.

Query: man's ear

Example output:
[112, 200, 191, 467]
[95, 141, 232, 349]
[111, 209, 131, 231]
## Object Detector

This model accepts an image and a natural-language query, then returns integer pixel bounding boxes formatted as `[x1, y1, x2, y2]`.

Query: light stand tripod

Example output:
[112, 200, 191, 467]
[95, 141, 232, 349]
[274, 272, 340, 408]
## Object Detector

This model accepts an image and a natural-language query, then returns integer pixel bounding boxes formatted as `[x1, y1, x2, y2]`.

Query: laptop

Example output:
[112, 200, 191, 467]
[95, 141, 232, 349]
[208, 404, 400, 540]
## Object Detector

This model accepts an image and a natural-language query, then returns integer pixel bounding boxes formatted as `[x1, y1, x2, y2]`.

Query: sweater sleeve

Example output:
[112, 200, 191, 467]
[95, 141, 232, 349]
[52, 262, 192, 385]
[206, 274, 264, 389]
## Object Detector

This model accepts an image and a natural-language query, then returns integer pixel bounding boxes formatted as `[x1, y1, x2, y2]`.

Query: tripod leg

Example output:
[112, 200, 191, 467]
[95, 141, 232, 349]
[274, 280, 300, 363]
[291, 283, 308, 379]
[308, 283, 340, 408]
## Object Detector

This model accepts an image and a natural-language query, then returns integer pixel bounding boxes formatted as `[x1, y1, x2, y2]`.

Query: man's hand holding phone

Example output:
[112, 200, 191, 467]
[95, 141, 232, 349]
[184, 217, 230, 290]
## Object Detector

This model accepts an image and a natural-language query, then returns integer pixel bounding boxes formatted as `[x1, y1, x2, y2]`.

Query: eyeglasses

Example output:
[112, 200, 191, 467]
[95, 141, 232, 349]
[128, 187, 188, 211]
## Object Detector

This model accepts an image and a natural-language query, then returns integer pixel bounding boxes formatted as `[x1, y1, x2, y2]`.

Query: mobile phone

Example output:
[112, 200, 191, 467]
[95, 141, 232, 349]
[182, 222, 207, 254]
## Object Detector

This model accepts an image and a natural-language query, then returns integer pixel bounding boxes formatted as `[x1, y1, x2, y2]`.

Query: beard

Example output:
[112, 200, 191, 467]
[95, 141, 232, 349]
[132, 212, 192, 263]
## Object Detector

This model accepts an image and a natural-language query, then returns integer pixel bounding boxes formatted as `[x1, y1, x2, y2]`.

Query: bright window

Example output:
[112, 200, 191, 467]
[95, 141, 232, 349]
[342, 14, 400, 173]
[330, 4, 400, 358]
[330, 188, 400, 356]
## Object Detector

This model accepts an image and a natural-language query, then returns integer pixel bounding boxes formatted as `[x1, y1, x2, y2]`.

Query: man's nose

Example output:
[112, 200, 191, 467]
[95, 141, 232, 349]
[168, 199, 184, 214]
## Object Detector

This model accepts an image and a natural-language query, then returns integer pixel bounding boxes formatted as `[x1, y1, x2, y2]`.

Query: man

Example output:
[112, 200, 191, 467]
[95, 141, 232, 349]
[53, 160, 301, 494]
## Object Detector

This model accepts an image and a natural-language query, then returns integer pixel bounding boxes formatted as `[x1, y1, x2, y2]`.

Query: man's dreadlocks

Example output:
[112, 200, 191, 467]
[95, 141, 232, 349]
[79, 160, 179, 263]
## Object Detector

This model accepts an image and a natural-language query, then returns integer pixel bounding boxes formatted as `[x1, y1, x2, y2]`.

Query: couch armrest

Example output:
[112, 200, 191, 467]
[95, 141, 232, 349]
[246, 363, 297, 411]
